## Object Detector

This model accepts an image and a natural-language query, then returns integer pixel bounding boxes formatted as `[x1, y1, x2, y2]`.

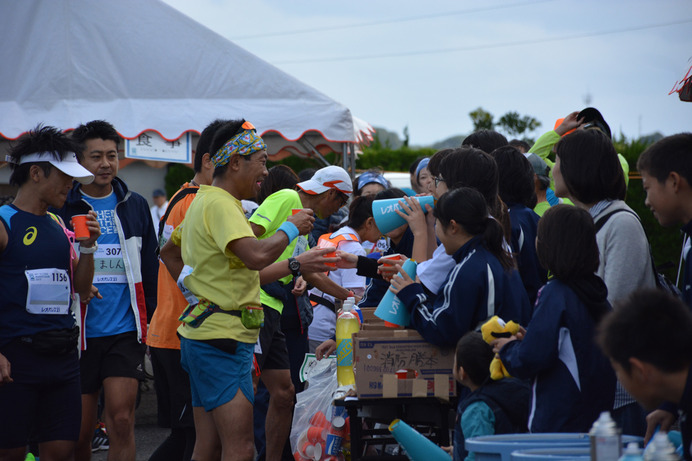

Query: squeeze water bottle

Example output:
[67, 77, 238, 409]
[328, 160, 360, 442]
[590, 411, 622, 461]
[620, 442, 644, 461]
[644, 432, 681, 461]
[336, 301, 360, 387]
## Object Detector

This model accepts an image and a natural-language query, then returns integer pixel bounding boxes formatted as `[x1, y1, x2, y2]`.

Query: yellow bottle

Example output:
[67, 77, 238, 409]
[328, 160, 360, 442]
[336, 299, 359, 386]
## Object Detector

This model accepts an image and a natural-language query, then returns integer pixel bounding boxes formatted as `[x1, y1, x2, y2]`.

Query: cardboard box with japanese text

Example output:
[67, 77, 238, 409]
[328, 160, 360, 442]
[353, 329, 456, 399]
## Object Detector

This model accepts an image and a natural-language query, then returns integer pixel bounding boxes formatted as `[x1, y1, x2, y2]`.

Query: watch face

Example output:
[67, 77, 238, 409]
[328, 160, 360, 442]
[289, 259, 300, 271]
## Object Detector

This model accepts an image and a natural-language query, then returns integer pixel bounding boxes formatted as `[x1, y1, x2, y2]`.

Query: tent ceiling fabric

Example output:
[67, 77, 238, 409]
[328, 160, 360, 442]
[0, 0, 373, 153]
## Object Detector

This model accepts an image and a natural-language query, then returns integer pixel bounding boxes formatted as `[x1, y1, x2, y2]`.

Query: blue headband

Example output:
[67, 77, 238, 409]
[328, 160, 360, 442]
[357, 171, 389, 191]
[415, 158, 430, 180]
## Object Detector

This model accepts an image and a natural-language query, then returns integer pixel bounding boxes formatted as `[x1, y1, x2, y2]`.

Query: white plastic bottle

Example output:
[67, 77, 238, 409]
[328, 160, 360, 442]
[590, 411, 622, 461]
[620, 442, 644, 461]
[644, 432, 680, 461]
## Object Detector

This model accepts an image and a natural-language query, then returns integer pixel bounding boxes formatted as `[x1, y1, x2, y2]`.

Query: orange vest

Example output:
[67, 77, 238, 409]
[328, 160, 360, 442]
[310, 231, 360, 307]
[317, 231, 360, 250]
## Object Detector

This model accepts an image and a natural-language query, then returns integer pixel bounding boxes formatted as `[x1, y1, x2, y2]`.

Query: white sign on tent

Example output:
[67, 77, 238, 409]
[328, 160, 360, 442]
[125, 132, 191, 163]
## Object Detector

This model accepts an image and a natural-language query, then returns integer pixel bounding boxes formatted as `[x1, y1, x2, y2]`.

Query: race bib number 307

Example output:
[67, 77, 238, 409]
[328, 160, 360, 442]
[93, 244, 127, 284]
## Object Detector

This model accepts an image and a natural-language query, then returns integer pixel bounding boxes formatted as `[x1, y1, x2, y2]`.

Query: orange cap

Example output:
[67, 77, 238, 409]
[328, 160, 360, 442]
[554, 118, 577, 137]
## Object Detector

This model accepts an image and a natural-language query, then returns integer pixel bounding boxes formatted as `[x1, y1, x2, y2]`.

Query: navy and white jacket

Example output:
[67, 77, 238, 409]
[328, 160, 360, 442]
[682, 221, 692, 308]
[499, 279, 615, 433]
[53, 177, 158, 346]
[508, 203, 546, 306]
[397, 236, 531, 348]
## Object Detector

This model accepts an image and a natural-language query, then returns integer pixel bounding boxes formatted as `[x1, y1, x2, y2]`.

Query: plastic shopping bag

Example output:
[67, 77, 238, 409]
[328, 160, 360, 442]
[290, 356, 349, 461]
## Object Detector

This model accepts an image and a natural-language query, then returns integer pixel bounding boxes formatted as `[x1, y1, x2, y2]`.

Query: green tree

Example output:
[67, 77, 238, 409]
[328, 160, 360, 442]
[469, 107, 495, 131]
[496, 111, 542, 138]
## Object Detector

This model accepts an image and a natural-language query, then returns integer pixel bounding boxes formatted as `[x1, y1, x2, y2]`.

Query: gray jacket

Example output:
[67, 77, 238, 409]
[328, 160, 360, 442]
[592, 200, 656, 306]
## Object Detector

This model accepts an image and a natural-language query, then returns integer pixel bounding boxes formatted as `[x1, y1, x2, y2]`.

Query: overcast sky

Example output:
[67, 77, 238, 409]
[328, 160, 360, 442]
[161, 0, 692, 146]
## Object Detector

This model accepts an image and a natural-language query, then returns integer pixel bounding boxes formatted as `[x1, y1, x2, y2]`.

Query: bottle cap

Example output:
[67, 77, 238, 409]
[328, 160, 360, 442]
[624, 442, 641, 455]
[331, 415, 346, 430]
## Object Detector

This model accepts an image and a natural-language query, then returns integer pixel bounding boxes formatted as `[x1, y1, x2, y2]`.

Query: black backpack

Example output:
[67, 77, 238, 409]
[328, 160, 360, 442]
[594, 208, 682, 298]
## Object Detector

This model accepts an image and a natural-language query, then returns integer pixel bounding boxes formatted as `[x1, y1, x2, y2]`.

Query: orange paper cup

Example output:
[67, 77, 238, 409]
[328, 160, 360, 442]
[71, 214, 90, 240]
[319, 246, 337, 268]
[380, 253, 403, 264]
[292, 208, 303, 215]
[309, 411, 330, 429]
[307, 426, 327, 444]
[380, 254, 403, 281]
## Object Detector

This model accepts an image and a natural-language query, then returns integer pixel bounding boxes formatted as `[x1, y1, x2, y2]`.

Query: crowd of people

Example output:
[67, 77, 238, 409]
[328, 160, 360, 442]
[0, 112, 691, 461]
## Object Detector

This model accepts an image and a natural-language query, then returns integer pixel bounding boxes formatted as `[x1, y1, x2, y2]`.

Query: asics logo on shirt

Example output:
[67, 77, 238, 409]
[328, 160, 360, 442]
[23, 226, 37, 245]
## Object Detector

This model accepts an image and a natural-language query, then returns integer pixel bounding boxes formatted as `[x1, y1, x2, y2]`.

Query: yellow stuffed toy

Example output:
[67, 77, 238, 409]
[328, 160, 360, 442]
[481, 316, 520, 380]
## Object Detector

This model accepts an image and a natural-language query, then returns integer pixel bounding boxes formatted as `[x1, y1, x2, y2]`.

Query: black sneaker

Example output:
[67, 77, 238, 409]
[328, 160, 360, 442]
[91, 422, 109, 452]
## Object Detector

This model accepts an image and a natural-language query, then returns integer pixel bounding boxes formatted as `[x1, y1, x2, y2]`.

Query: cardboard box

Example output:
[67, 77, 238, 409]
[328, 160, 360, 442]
[359, 307, 405, 330]
[360, 307, 378, 323]
[353, 329, 456, 399]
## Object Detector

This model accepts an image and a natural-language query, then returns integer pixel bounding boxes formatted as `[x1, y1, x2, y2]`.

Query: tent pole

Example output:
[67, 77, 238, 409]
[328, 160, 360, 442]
[349, 143, 356, 179]
[342, 143, 351, 179]
[299, 139, 330, 168]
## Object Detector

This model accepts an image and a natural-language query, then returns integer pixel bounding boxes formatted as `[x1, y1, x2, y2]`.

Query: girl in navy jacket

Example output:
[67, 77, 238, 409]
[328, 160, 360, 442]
[493, 205, 616, 433]
[391, 187, 531, 348]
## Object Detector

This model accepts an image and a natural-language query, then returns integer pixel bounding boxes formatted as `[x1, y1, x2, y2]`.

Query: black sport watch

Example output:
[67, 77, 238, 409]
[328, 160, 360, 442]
[288, 257, 301, 276]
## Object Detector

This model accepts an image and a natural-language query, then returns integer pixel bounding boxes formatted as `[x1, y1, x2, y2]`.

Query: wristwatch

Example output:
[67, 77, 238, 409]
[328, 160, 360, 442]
[79, 242, 98, 255]
[288, 257, 301, 276]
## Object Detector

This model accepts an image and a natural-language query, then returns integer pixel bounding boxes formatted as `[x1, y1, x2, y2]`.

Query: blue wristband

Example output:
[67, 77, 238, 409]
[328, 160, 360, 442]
[278, 221, 299, 243]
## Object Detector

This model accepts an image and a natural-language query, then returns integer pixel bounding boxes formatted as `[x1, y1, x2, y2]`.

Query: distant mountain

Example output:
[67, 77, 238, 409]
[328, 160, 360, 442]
[431, 135, 465, 150]
[371, 126, 403, 149]
[371, 126, 469, 150]
[639, 132, 664, 144]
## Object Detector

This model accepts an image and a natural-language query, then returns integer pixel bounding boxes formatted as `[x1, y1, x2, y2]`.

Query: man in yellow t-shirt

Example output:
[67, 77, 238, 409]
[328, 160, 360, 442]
[248, 166, 354, 460]
[161, 120, 316, 461]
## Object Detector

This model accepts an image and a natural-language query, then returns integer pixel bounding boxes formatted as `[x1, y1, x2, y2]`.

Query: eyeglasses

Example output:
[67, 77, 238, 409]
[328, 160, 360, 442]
[435, 176, 445, 187]
[335, 191, 349, 207]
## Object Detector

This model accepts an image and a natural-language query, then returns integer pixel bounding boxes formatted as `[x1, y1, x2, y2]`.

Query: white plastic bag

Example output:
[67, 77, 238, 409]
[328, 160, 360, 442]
[290, 356, 342, 460]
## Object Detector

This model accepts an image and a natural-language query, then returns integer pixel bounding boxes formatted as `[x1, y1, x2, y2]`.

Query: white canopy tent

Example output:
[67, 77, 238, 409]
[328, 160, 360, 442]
[0, 0, 373, 171]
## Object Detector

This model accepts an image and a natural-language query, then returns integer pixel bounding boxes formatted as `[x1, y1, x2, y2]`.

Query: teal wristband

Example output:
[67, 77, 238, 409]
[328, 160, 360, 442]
[278, 221, 299, 243]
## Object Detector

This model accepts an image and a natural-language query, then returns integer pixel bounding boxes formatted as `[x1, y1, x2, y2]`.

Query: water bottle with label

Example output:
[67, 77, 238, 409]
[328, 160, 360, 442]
[336, 301, 359, 387]
[590, 411, 622, 461]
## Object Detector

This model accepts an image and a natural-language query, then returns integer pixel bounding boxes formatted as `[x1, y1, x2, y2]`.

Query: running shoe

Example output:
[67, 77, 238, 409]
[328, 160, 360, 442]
[91, 422, 109, 452]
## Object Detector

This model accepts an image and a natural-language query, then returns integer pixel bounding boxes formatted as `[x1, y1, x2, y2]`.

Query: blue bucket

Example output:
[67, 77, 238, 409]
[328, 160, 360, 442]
[511, 447, 591, 461]
[466, 434, 643, 461]
[466, 433, 591, 461]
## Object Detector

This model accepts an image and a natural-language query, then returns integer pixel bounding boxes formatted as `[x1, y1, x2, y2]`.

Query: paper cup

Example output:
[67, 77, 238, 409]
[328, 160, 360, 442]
[380, 254, 403, 281]
[301, 442, 314, 460]
[381, 254, 403, 263]
[71, 214, 90, 240]
[307, 426, 327, 444]
[292, 208, 303, 215]
[317, 244, 337, 269]
[309, 411, 330, 429]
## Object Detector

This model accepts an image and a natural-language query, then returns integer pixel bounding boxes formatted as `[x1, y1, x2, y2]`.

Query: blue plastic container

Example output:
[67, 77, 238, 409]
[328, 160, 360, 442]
[466, 434, 643, 461]
[511, 447, 591, 461]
